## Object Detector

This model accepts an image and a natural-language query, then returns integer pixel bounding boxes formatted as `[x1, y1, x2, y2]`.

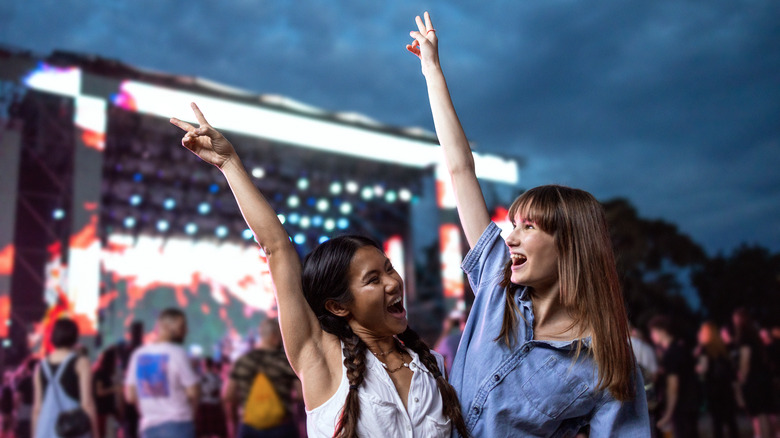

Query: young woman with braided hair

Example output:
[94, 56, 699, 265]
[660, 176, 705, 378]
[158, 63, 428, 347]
[171, 105, 468, 438]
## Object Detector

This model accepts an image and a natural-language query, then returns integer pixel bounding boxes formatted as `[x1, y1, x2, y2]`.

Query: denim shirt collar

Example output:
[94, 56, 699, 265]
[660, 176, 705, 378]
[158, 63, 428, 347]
[516, 286, 593, 350]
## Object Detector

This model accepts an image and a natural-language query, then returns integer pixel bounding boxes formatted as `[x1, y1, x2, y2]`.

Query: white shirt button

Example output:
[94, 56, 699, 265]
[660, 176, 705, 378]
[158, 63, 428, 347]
[414, 397, 419, 403]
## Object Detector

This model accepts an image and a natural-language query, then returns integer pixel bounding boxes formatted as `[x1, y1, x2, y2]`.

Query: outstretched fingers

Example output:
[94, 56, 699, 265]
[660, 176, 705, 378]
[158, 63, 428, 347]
[169, 117, 195, 133]
[424, 11, 434, 30]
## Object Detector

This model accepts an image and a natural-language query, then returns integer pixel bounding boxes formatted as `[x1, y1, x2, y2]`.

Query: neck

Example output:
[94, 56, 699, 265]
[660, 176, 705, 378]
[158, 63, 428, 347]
[350, 326, 398, 357]
[529, 283, 565, 327]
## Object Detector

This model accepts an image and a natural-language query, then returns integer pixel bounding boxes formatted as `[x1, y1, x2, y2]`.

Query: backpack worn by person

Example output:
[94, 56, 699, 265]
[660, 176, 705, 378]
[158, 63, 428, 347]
[243, 372, 286, 430]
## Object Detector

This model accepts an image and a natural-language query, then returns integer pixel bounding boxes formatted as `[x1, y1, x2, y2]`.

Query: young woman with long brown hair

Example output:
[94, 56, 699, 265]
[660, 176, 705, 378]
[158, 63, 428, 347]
[406, 12, 650, 436]
[170, 104, 468, 438]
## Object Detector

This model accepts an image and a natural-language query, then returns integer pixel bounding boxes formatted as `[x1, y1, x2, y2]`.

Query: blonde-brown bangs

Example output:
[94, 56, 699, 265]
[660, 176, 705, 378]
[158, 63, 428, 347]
[507, 186, 563, 235]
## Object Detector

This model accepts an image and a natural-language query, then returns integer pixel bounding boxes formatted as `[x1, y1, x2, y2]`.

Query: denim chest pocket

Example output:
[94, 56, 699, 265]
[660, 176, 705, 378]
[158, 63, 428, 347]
[520, 355, 590, 419]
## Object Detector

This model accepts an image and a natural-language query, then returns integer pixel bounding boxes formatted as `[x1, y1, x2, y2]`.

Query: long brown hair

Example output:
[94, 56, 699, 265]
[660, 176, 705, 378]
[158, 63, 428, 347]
[497, 185, 636, 401]
[301, 236, 469, 438]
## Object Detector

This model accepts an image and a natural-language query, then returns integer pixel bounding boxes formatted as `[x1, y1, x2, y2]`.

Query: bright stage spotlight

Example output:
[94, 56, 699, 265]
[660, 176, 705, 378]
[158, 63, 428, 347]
[123, 217, 136, 228]
[242, 229, 254, 240]
[373, 184, 384, 196]
[318, 236, 330, 244]
[129, 194, 143, 206]
[277, 213, 286, 224]
[385, 191, 397, 203]
[339, 202, 352, 215]
[337, 218, 349, 230]
[399, 188, 412, 202]
[163, 198, 176, 210]
[287, 195, 300, 208]
[198, 202, 211, 215]
[324, 218, 336, 231]
[361, 187, 373, 200]
[251, 167, 265, 178]
[329, 182, 342, 195]
[156, 220, 170, 232]
[297, 177, 309, 191]
[346, 181, 359, 194]
[185, 222, 198, 235]
[52, 209, 65, 220]
[300, 216, 311, 229]
[316, 198, 329, 212]
[293, 233, 306, 245]
[215, 225, 228, 238]
[312, 215, 323, 227]
[288, 213, 300, 224]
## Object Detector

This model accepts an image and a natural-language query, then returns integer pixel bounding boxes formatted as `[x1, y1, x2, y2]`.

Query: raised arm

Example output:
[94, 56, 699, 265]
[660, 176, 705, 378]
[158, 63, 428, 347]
[170, 104, 325, 374]
[408, 12, 491, 248]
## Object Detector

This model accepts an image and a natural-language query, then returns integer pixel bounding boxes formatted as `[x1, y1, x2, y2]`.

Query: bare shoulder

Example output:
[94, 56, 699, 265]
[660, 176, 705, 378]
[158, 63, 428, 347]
[298, 330, 345, 410]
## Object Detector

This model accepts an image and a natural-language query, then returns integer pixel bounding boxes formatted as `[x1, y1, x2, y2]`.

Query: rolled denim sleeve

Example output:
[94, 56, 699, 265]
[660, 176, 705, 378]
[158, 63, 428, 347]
[461, 222, 508, 296]
[589, 371, 651, 437]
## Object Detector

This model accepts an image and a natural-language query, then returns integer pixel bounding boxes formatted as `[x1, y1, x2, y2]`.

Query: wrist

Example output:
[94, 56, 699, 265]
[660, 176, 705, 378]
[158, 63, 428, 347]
[219, 155, 244, 175]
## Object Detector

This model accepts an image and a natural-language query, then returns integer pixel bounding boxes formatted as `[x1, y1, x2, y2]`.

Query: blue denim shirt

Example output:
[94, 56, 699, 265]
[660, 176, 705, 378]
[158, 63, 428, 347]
[450, 223, 651, 437]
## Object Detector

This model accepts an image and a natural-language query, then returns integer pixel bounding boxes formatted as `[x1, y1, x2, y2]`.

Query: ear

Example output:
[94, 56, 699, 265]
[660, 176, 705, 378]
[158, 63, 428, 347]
[324, 300, 351, 318]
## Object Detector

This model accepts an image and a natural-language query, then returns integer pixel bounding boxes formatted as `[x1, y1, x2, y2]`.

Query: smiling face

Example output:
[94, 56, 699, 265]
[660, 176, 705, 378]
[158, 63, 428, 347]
[339, 246, 407, 339]
[505, 211, 560, 293]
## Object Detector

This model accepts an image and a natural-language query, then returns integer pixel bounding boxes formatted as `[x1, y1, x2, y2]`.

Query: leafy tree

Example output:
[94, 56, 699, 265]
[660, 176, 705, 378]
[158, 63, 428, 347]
[603, 199, 707, 337]
[692, 245, 780, 327]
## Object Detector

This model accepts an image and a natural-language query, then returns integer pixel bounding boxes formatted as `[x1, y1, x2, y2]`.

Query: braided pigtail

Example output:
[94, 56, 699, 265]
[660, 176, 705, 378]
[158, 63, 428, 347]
[333, 324, 368, 438]
[398, 328, 470, 437]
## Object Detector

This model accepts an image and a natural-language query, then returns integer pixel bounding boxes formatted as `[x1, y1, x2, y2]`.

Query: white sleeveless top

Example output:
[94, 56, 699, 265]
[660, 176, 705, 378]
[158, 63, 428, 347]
[306, 345, 452, 438]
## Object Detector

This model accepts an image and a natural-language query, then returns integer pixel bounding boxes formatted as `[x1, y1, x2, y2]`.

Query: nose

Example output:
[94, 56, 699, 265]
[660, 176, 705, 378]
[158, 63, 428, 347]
[384, 273, 402, 293]
[505, 227, 521, 247]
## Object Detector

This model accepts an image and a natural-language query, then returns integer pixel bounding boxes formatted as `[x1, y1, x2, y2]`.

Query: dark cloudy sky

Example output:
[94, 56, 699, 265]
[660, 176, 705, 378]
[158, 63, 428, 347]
[2, 1, 778, 255]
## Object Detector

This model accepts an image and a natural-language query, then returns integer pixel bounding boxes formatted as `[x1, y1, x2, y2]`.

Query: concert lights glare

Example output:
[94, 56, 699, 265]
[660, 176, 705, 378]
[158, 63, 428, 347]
[287, 195, 300, 208]
[293, 233, 306, 245]
[288, 213, 300, 224]
[385, 191, 397, 203]
[251, 167, 265, 178]
[198, 202, 211, 215]
[163, 198, 176, 210]
[185, 223, 198, 235]
[361, 187, 373, 200]
[156, 220, 170, 232]
[324, 218, 336, 231]
[129, 194, 142, 206]
[373, 184, 384, 196]
[123, 217, 136, 228]
[337, 218, 349, 230]
[329, 182, 342, 195]
[300, 216, 311, 229]
[346, 181, 359, 194]
[312, 215, 323, 227]
[242, 229, 254, 240]
[399, 188, 412, 202]
[316, 198, 329, 212]
[52, 208, 65, 220]
[215, 225, 229, 238]
[318, 236, 330, 244]
[339, 202, 352, 215]
[277, 214, 286, 224]
[297, 177, 309, 191]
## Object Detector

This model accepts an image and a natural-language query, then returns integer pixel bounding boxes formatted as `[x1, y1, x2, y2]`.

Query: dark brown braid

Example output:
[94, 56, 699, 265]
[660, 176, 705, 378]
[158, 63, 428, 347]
[398, 327, 470, 438]
[333, 325, 368, 438]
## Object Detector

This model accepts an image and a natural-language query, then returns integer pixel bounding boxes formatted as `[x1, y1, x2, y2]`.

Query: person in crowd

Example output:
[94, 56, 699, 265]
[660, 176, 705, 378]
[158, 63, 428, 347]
[32, 317, 98, 438]
[196, 357, 226, 438]
[695, 321, 739, 438]
[1, 370, 13, 438]
[93, 346, 123, 438]
[223, 318, 301, 438]
[630, 324, 659, 436]
[124, 308, 200, 438]
[406, 11, 649, 437]
[13, 358, 38, 438]
[434, 309, 466, 375]
[732, 308, 776, 438]
[119, 320, 144, 438]
[648, 315, 699, 438]
[171, 103, 467, 438]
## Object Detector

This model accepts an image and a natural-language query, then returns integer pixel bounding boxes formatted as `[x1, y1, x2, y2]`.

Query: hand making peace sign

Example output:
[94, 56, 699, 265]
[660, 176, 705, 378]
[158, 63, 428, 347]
[170, 102, 237, 170]
[406, 11, 440, 76]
